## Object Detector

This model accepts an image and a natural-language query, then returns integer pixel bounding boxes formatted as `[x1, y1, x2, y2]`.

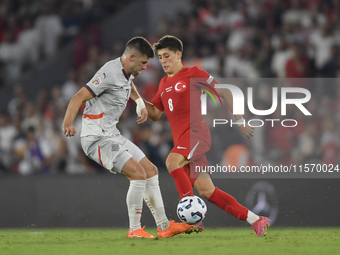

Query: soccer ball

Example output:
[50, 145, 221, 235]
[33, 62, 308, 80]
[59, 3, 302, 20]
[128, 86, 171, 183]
[177, 195, 207, 224]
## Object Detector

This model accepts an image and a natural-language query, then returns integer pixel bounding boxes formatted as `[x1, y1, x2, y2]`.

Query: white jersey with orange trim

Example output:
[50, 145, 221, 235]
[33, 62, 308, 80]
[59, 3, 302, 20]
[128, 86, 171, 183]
[80, 58, 134, 138]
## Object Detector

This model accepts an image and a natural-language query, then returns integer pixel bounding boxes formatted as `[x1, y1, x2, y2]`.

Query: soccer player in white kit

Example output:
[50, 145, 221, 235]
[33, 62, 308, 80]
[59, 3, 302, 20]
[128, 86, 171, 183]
[62, 37, 193, 238]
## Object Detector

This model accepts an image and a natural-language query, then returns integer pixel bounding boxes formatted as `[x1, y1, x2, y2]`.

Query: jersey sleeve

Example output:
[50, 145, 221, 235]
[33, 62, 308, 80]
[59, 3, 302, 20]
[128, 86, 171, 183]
[151, 81, 164, 112]
[194, 66, 220, 87]
[85, 71, 113, 97]
[151, 90, 164, 112]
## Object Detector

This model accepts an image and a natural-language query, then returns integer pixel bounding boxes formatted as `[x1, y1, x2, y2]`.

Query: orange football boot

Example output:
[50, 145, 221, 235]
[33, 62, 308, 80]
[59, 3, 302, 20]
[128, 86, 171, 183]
[158, 220, 194, 238]
[126, 226, 155, 238]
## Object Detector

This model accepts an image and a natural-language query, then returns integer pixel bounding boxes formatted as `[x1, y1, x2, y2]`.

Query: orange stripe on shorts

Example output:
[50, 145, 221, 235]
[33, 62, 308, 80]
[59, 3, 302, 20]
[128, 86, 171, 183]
[98, 145, 104, 167]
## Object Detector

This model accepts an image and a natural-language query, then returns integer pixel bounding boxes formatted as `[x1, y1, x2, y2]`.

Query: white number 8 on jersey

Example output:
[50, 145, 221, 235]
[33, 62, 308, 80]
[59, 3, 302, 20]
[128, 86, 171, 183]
[168, 98, 173, 111]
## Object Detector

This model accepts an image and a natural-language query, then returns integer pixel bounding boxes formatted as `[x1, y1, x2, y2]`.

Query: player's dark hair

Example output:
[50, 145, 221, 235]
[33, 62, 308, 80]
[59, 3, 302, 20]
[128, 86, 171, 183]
[125, 36, 154, 58]
[153, 35, 183, 53]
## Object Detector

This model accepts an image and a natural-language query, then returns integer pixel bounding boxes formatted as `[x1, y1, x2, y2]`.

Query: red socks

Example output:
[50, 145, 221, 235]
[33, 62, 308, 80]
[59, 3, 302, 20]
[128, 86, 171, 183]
[169, 167, 194, 199]
[169, 168, 248, 221]
[208, 187, 248, 221]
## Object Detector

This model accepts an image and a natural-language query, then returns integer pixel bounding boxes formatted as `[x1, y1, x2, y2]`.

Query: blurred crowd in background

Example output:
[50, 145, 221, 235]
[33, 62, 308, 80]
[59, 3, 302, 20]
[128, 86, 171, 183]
[0, 0, 340, 175]
[0, 0, 132, 85]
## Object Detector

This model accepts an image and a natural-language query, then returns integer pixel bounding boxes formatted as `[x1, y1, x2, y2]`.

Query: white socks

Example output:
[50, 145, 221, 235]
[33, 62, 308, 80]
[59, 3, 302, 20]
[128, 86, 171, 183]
[246, 210, 260, 225]
[144, 175, 170, 230]
[126, 175, 170, 232]
[126, 180, 146, 232]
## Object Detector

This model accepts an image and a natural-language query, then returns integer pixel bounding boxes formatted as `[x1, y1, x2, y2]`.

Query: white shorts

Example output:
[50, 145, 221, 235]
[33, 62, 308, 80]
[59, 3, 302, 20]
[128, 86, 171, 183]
[81, 135, 145, 174]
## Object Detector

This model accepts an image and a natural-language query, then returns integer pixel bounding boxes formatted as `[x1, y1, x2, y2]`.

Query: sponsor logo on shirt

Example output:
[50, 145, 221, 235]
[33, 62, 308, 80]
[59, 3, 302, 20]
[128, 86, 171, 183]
[174, 81, 187, 93]
[165, 86, 172, 92]
[92, 77, 102, 87]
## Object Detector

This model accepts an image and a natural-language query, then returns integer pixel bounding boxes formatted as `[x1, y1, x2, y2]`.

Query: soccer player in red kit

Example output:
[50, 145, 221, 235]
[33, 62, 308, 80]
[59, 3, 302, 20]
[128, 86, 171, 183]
[131, 35, 270, 236]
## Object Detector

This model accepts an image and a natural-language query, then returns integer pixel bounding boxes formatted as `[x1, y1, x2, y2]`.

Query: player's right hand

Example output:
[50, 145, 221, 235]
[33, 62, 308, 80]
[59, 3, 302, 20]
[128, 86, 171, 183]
[137, 108, 148, 124]
[136, 97, 146, 117]
[62, 126, 76, 137]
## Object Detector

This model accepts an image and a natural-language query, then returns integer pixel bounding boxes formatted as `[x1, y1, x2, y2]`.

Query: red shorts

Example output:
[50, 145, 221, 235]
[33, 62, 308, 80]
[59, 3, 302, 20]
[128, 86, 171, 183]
[170, 124, 211, 185]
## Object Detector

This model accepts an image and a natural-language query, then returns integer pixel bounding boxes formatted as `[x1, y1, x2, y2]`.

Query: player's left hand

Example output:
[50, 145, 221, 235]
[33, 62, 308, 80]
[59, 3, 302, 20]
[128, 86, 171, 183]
[137, 108, 148, 124]
[239, 124, 254, 139]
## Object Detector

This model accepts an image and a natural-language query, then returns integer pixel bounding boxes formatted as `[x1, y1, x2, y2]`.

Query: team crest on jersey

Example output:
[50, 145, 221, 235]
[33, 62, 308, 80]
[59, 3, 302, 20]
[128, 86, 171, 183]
[174, 80, 187, 93]
[112, 143, 119, 151]
[92, 77, 102, 87]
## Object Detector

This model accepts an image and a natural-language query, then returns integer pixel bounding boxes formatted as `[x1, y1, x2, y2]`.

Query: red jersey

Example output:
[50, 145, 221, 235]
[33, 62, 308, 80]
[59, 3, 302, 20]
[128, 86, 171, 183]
[151, 66, 216, 143]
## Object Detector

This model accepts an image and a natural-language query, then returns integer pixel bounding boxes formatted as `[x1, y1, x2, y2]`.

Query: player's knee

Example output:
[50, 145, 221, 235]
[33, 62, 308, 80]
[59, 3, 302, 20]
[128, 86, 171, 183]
[130, 165, 147, 180]
[165, 159, 179, 172]
[149, 164, 158, 176]
[141, 160, 158, 178]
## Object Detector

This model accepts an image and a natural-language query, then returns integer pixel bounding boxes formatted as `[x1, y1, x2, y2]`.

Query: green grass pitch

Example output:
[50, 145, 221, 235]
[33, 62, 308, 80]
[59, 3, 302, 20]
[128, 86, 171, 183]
[1, 228, 339, 255]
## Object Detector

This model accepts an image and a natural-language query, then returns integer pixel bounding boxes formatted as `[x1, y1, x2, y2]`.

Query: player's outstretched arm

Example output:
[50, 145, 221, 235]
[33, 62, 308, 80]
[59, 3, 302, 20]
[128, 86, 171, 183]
[144, 101, 162, 121]
[130, 82, 142, 101]
[130, 82, 148, 124]
[215, 87, 254, 139]
[62, 87, 94, 137]
[136, 106, 148, 124]
[130, 82, 163, 121]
